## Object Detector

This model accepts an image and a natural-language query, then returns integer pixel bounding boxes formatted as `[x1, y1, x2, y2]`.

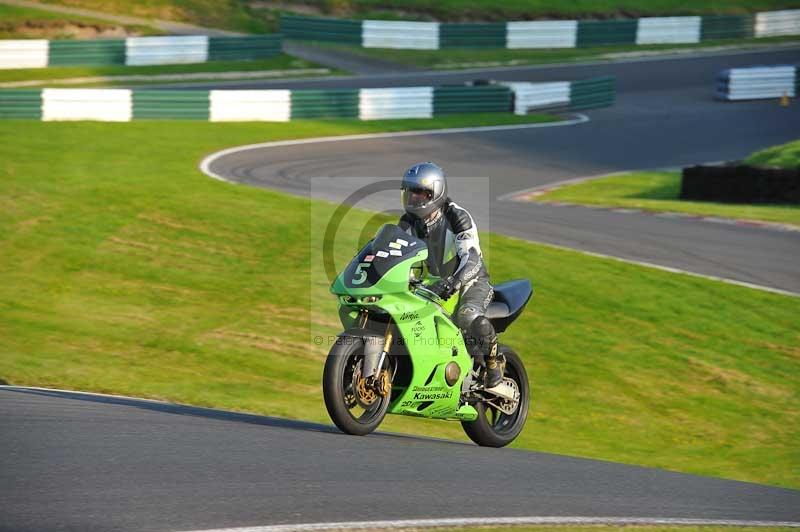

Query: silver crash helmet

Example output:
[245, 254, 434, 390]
[401, 162, 447, 219]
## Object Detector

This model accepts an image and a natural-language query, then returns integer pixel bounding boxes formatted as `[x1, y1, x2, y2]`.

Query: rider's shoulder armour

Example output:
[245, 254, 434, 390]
[444, 200, 474, 234]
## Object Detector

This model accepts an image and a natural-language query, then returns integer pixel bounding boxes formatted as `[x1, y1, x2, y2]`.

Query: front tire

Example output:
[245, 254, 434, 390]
[461, 346, 530, 448]
[323, 337, 390, 436]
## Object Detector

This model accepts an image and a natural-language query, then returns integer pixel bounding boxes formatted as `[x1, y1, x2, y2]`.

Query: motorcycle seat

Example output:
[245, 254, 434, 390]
[485, 279, 533, 333]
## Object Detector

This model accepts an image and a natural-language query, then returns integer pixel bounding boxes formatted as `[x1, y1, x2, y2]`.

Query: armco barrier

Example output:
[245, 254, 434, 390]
[280, 9, 800, 49]
[433, 85, 512, 114]
[755, 9, 800, 37]
[576, 19, 638, 47]
[210, 89, 291, 122]
[503, 76, 616, 114]
[132, 90, 210, 120]
[49, 39, 126, 66]
[290, 89, 360, 119]
[208, 35, 282, 61]
[362, 21, 439, 49]
[700, 14, 755, 40]
[570, 77, 616, 110]
[0, 89, 42, 118]
[0, 77, 615, 121]
[0, 40, 48, 69]
[506, 21, 577, 49]
[717, 65, 798, 100]
[0, 35, 282, 69]
[279, 15, 361, 44]
[441, 23, 506, 48]
[359, 87, 434, 120]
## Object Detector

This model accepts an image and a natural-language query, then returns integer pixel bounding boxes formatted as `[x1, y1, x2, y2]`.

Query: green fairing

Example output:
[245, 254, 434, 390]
[330, 243, 478, 422]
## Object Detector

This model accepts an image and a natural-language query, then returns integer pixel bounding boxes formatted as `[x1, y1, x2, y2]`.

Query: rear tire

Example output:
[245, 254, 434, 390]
[323, 337, 390, 436]
[461, 346, 530, 448]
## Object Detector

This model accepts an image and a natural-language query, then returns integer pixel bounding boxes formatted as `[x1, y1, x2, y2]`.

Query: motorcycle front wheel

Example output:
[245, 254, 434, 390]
[323, 336, 391, 436]
[461, 346, 530, 448]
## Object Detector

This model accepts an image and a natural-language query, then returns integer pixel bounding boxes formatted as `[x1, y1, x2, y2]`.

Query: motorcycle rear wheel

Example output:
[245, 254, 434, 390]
[323, 337, 390, 436]
[461, 346, 530, 448]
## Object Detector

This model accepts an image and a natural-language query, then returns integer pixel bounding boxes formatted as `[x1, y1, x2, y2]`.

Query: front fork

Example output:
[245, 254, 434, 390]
[360, 312, 393, 397]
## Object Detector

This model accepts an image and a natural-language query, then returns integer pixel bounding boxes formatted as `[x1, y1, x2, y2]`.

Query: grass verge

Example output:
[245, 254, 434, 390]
[532, 171, 800, 226]
[0, 4, 160, 39]
[530, 140, 800, 226]
[315, 36, 800, 70]
[0, 114, 798, 489]
[747, 138, 800, 168]
[0, 55, 333, 86]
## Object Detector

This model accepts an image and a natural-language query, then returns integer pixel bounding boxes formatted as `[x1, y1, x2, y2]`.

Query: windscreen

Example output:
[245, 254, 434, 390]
[340, 224, 426, 290]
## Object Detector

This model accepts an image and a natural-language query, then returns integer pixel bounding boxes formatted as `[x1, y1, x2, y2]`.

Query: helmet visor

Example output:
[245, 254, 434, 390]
[402, 187, 433, 210]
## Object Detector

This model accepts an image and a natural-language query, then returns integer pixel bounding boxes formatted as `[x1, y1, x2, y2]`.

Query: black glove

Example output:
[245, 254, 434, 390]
[430, 277, 458, 300]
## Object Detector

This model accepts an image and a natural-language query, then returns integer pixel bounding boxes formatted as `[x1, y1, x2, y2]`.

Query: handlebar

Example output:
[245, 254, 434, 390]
[410, 279, 444, 303]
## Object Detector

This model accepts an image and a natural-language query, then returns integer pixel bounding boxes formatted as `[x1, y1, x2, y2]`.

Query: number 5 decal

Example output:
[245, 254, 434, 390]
[352, 262, 370, 285]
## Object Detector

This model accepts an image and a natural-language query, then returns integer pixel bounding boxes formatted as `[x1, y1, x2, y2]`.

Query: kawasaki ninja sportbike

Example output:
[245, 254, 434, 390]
[323, 224, 532, 447]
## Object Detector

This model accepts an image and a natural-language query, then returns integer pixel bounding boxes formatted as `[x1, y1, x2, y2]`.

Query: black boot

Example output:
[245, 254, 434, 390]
[484, 343, 504, 388]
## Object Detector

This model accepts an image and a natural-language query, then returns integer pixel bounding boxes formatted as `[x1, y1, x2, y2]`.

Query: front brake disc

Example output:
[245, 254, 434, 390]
[352, 364, 378, 408]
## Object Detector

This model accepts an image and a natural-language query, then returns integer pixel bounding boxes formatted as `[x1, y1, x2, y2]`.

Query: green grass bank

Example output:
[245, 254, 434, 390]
[531, 140, 800, 226]
[34, 0, 800, 30]
[0, 116, 798, 489]
[0, 4, 159, 39]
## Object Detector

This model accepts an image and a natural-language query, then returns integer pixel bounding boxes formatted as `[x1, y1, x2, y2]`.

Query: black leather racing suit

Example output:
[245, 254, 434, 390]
[399, 198, 497, 357]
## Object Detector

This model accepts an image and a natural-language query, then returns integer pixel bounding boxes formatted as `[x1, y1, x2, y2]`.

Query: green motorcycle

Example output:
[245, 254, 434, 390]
[323, 224, 532, 447]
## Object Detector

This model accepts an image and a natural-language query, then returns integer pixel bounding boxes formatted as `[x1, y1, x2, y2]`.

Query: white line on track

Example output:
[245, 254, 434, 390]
[501, 233, 800, 298]
[496, 170, 637, 201]
[177, 516, 800, 532]
[198, 114, 589, 183]
[197, 120, 800, 299]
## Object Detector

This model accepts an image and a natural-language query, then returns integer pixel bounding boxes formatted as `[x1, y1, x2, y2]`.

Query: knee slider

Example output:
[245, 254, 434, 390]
[469, 316, 496, 356]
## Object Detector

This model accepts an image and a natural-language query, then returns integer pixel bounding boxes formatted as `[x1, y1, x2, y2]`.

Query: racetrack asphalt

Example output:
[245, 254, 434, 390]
[2, 387, 799, 532]
[204, 47, 800, 294]
[4, 49, 800, 532]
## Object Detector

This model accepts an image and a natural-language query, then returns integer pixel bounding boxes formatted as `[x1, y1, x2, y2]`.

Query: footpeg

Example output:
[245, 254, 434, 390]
[484, 380, 519, 402]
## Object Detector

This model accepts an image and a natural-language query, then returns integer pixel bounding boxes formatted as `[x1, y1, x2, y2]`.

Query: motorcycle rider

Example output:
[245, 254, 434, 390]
[397, 162, 504, 389]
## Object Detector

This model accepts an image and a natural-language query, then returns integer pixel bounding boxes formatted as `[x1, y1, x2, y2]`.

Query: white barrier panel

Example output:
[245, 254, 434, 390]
[636, 16, 701, 44]
[0, 40, 49, 69]
[755, 9, 800, 37]
[506, 21, 578, 49]
[42, 89, 132, 121]
[125, 36, 209, 66]
[359, 87, 434, 120]
[362, 21, 439, 49]
[720, 66, 797, 100]
[504, 82, 571, 114]
[209, 90, 291, 122]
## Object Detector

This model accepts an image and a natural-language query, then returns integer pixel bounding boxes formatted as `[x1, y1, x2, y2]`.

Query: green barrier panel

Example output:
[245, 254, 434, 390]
[208, 35, 283, 61]
[280, 15, 362, 44]
[433, 86, 512, 114]
[48, 39, 126, 66]
[132, 90, 210, 120]
[700, 15, 754, 41]
[576, 19, 637, 47]
[440, 23, 506, 48]
[290, 89, 359, 119]
[569, 77, 616, 110]
[0, 89, 42, 119]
